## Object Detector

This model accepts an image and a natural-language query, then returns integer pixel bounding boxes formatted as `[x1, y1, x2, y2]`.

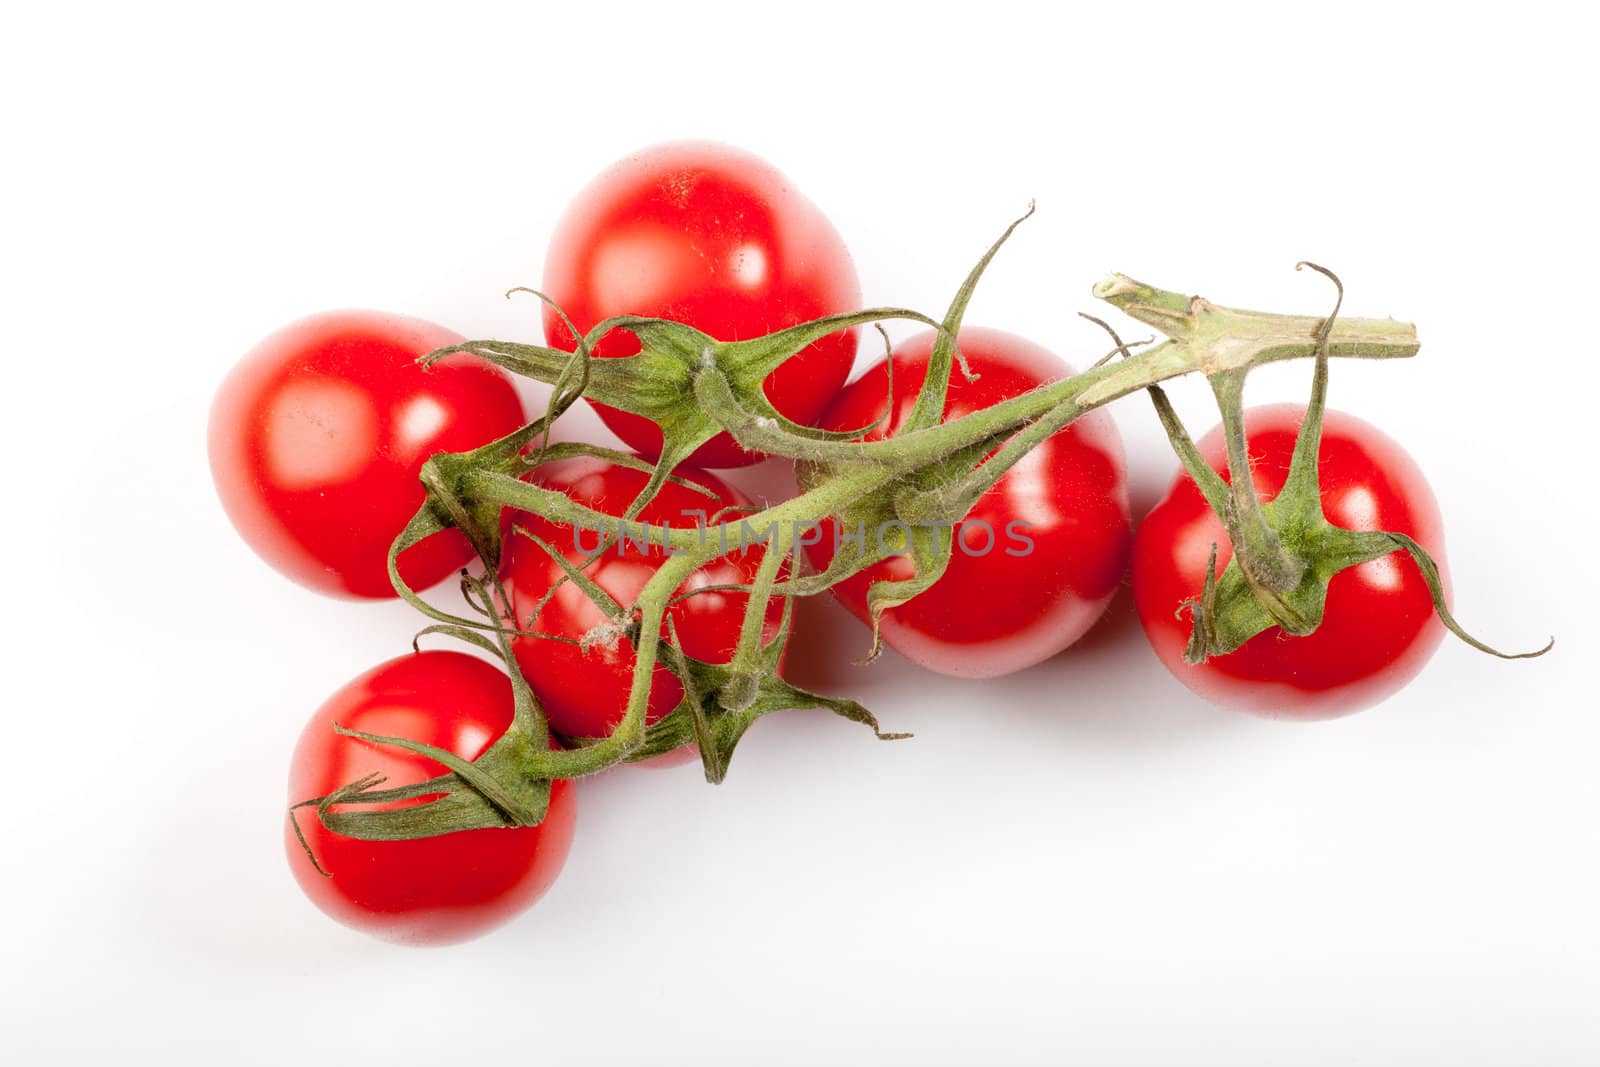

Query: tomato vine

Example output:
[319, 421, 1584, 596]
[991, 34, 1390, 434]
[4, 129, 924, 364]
[288, 215, 1548, 848]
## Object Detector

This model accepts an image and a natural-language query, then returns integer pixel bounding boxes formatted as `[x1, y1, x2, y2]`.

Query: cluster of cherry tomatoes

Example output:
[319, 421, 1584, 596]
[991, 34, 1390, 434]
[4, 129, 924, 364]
[209, 142, 1458, 945]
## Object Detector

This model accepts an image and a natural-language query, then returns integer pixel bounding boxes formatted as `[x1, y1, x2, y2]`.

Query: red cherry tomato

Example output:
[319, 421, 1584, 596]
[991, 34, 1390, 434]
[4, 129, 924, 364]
[1132, 404, 1449, 718]
[502, 458, 784, 764]
[541, 142, 861, 468]
[809, 327, 1132, 678]
[209, 310, 525, 598]
[285, 651, 576, 946]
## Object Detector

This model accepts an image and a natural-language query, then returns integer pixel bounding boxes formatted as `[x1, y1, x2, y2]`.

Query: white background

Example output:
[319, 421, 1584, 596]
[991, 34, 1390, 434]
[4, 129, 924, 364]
[5, 3, 1596, 1064]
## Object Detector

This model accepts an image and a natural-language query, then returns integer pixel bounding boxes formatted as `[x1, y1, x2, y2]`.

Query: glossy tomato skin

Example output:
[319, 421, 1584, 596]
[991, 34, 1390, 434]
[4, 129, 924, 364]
[502, 458, 783, 765]
[1133, 404, 1449, 719]
[808, 328, 1132, 678]
[541, 142, 861, 468]
[285, 651, 577, 946]
[209, 311, 526, 598]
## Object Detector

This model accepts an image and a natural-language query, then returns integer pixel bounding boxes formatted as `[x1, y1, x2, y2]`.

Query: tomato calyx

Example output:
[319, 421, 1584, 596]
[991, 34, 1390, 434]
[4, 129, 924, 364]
[433, 303, 947, 488]
[287, 572, 573, 854]
[785, 211, 1042, 660]
[1107, 264, 1552, 664]
[567, 602, 910, 782]
[289, 728, 556, 856]
[508, 511, 910, 780]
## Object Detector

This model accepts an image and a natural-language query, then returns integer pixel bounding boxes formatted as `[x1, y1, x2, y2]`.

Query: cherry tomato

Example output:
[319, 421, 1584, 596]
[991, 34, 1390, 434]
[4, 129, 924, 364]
[541, 142, 861, 468]
[502, 458, 783, 764]
[808, 327, 1132, 678]
[1132, 404, 1449, 718]
[285, 651, 576, 945]
[209, 310, 525, 598]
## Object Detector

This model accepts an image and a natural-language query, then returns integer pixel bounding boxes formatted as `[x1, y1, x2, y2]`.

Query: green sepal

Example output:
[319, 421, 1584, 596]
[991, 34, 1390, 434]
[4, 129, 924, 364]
[566, 605, 909, 784]
[796, 454, 976, 663]
[1180, 535, 1323, 663]
[860, 519, 955, 663]
[1336, 529, 1553, 661]
[437, 308, 951, 480]
[418, 450, 511, 572]
[291, 726, 558, 851]
[1179, 516, 1554, 662]
[310, 777, 547, 842]
[899, 203, 1035, 435]
[693, 369, 901, 458]
[717, 308, 943, 383]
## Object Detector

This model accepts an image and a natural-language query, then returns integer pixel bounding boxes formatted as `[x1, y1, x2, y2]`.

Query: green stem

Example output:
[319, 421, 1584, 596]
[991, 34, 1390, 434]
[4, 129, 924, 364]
[1145, 382, 1230, 515]
[1280, 261, 1342, 514]
[1210, 368, 1306, 599]
[507, 290, 1420, 592]
[901, 203, 1035, 435]
[719, 524, 792, 713]
[1093, 274, 1419, 365]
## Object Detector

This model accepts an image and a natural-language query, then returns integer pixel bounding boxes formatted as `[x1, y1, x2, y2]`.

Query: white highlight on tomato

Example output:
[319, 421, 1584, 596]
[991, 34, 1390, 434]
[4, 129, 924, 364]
[263, 377, 376, 489]
[1357, 554, 1404, 591]
[1330, 486, 1402, 589]
[589, 224, 700, 311]
[730, 243, 768, 289]
[678, 568, 729, 614]
[397, 394, 450, 447]
[1336, 485, 1380, 531]
[1002, 447, 1065, 529]
[1176, 514, 1223, 576]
